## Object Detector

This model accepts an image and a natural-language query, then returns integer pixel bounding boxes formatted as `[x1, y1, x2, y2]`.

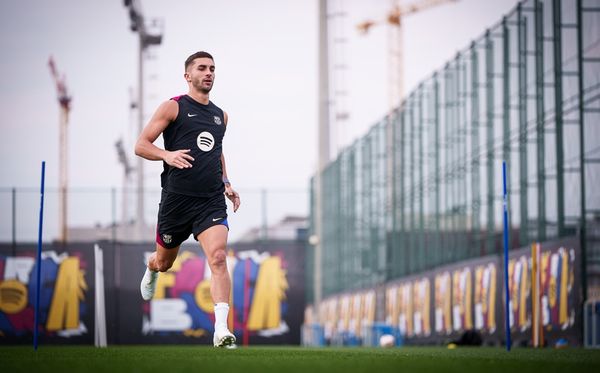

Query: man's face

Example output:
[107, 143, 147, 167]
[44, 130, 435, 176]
[185, 57, 215, 93]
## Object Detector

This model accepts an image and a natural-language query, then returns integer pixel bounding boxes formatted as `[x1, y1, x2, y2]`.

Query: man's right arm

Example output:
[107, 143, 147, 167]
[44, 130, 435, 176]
[134, 100, 194, 169]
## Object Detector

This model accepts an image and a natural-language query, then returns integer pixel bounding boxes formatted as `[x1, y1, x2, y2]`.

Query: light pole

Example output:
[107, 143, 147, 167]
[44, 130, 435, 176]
[314, 0, 330, 327]
[123, 0, 163, 240]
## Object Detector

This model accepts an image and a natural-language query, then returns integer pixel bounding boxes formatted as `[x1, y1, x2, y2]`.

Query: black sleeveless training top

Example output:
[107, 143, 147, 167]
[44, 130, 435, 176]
[160, 94, 226, 197]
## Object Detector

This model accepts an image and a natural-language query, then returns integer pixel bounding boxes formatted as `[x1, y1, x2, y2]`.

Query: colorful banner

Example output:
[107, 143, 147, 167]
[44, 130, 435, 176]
[412, 277, 431, 337]
[141, 249, 289, 339]
[434, 271, 452, 335]
[398, 282, 413, 336]
[452, 266, 473, 332]
[507, 243, 578, 336]
[473, 262, 497, 334]
[0, 247, 93, 344]
[385, 277, 431, 338]
[1, 240, 305, 346]
[322, 297, 338, 340]
[348, 293, 362, 336]
[338, 294, 351, 333]
[361, 290, 376, 336]
[318, 236, 582, 345]
[508, 254, 530, 332]
[544, 247, 574, 330]
[304, 288, 377, 344]
[385, 285, 399, 327]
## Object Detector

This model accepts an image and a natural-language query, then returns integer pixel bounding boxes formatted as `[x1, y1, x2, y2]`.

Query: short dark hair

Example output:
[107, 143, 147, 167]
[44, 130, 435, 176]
[185, 51, 214, 71]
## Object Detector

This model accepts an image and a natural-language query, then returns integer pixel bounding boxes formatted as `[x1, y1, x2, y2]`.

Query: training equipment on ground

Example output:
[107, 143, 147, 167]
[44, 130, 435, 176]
[502, 161, 511, 351]
[379, 334, 395, 348]
[34, 161, 46, 351]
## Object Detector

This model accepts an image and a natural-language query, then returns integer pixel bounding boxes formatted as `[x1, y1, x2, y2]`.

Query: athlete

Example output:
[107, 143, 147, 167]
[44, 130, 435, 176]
[134, 51, 240, 348]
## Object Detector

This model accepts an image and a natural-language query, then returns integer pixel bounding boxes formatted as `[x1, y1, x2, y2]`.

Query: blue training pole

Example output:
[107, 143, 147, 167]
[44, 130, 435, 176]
[34, 161, 46, 351]
[502, 161, 511, 351]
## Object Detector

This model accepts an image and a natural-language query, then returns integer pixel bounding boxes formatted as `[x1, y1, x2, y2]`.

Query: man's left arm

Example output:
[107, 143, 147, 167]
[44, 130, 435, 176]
[222, 111, 240, 212]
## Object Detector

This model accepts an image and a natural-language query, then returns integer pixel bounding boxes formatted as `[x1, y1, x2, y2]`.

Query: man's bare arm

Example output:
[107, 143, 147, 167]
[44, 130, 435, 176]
[135, 100, 194, 169]
[221, 111, 240, 212]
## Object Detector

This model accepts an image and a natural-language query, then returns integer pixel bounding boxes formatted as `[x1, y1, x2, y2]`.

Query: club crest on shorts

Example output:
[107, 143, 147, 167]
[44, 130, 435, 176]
[162, 234, 172, 244]
[213, 115, 222, 125]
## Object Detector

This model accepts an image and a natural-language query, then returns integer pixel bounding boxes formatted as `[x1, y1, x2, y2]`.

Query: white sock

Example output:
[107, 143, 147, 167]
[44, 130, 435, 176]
[214, 302, 229, 331]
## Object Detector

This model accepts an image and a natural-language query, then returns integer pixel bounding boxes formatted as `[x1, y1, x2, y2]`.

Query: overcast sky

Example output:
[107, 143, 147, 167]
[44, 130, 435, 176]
[0, 0, 519, 242]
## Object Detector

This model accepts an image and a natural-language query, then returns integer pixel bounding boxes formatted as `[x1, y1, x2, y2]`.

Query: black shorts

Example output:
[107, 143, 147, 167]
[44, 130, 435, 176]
[156, 189, 228, 249]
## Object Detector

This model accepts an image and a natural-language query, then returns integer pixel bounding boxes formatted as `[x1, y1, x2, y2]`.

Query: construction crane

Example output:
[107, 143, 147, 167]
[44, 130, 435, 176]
[357, 0, 457, 241]
[48, 56, 72, 243]
[357, 0, 457, 107]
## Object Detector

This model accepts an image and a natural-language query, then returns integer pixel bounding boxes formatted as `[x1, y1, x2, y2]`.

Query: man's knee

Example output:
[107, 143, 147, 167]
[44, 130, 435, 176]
[209, 249, 227, 271]
[156, 258, 174, 272]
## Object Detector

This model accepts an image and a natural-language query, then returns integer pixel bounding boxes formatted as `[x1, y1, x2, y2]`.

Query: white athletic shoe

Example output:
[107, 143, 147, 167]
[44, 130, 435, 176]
[140, 268, 158, 301]
[213, 328, 236, 348]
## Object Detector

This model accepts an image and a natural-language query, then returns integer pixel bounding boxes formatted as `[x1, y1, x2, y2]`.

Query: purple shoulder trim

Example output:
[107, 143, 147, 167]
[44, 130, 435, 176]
[170, 94, 186, 101]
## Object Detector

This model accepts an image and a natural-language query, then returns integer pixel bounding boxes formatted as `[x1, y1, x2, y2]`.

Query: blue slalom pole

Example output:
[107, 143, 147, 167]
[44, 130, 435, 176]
[502, 161, 511, 351]
[34, 161, 46, 351]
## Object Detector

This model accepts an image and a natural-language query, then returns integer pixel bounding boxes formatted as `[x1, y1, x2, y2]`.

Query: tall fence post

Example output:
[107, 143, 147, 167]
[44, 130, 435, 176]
[112, 187, 117, 244]
[576, 0, 587, 303]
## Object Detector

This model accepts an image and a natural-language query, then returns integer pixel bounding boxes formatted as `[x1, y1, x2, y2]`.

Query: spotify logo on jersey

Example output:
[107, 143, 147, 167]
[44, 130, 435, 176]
[197, 131, 214, 152]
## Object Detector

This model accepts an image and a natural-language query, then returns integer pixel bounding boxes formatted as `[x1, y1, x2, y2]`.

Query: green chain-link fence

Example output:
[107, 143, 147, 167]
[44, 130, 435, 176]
[308, 0, 600, 302]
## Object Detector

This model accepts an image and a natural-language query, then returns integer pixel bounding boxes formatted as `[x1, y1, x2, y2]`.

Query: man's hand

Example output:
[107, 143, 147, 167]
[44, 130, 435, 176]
[225, 184, 241, 212]
[164, 149, 194, 169]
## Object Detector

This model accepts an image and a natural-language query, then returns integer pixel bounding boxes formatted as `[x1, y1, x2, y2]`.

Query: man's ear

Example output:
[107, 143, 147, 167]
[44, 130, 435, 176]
[184, 72, 191, 82]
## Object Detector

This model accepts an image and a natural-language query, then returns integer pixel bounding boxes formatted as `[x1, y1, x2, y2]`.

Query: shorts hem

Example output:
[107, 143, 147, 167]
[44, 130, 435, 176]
[192, 218, 229, 240]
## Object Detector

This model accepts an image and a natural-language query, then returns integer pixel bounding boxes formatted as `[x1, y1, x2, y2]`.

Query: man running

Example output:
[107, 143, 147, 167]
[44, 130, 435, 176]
[135, 51, 240, 348]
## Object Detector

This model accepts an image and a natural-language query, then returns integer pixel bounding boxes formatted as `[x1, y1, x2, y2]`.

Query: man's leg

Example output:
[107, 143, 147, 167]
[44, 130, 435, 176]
[140, 243, 180, 301]
[197, 225, 230, 302]
[147, 243, 181, 272]
[197, 224, 235, 347]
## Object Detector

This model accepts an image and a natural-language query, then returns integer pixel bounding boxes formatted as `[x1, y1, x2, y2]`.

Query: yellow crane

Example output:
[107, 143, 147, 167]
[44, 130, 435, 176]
[358, 0, 458, 106]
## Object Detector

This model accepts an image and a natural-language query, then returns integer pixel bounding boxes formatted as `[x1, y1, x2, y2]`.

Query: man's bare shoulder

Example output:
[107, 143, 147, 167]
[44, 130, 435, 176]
[156, 99, 179, 122]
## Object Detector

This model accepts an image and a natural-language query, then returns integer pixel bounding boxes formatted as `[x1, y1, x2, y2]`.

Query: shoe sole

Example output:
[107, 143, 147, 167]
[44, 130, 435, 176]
[214, 335, 236, 348]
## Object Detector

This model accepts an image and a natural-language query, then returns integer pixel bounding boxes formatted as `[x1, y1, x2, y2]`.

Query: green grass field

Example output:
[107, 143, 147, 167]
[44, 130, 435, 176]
[1, 346, 600, 373]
